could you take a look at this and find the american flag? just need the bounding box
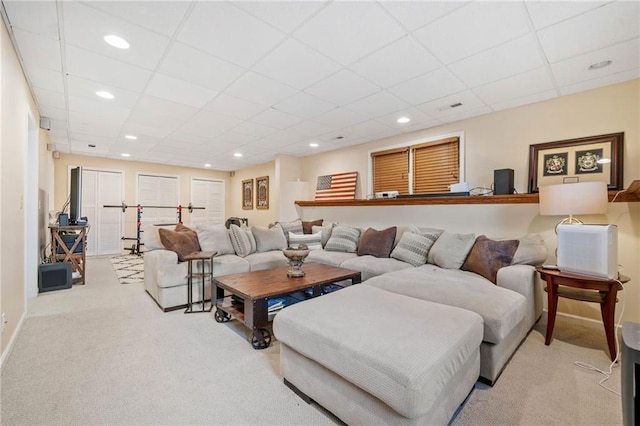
[315,172,358,201]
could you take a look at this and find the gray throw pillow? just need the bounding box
[312,223,335,247]
[391,231,439,267]
[275,219,303,243]
[252,223,287,252]
[288,231,323,250]
[195,224,235,255]
[427,231,476,269]
[325,225,360,253]
[229,224,253,257]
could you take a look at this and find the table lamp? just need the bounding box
[539,181,608,231]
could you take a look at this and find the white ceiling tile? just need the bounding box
[341,120,398,140]
[12,29,61,71]
[350,36,442,88]
[449,34,545,87]
[68,116,121,138]
[285,121,332,139]
[177,109,244,139]
[273,92,336,118]
[491,89,558,112]
[39,105,68,122]
[345,91,409,119]
[145,73,218,108]
[311,108,368,129]
[375,107,439,130]
[437,106,493,125]
[25,68,64,93]
[63,2,171,70]
[158,43,246,93]
[250,108,304,130]
[233,1,326,34]
[414,2,530,64]
[559,68,640,96]
[69,132,116,146]
[33,87,66,110]
[127,95,199,131]
[67,97,130,125]
[66,46,152,92]
[380,1,469,32]
[293,2,406,65]
[232,121,279,139]
[305,69,381,106]
[388,67,466,105]
[538,1,640,63]
[70,141,109,156]
[417,90,487,119]
[177,2,285,68]
[251,135,298,150]
[120,123,174,139]
[204,94,266,120]
[253,39,342,90]
[525,1,609,30]
[66,76,141,109]
[225,72,298,107]
[550,39,640,87]
[85,1,192,37]
[3,1,59,38]
[473,67,555,106]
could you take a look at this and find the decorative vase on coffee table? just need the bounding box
[282,244,310,278]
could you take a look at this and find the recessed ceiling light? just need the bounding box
[233,152,243,158]
[124,135,137,140]
[204,163,212,168]
[397,117,410,124]
[309,142,319,148]
[121,153,131,157]
[96,91,114,100]
[587,60,612,71]
[104,35,130,49]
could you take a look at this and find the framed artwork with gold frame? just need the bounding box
[528,132,623,193]
[242,179,253,210]
[256,176,269,210]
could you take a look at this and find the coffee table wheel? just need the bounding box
[214,309,230,323]
[251,328,272,350]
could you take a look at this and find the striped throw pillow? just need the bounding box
[229,224,254,257]
[288,231,323,250]
[391,232,438,267]
[324,225,360,253]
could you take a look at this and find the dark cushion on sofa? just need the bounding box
[461,235,519,283]
[302,219,323,234]
[357,227,397,258]
[158,225,201,262]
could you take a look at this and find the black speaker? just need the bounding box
[38,263,72,293]
[494,168,514,195]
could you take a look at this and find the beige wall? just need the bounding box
[294,80,640,324]
[53,154,231,241]
[228,161,277,227]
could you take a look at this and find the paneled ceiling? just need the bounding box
[2,1,638,171]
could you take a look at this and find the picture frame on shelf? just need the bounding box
[242,179,253,210]
[528,132,623,193]
[256,176,269,210]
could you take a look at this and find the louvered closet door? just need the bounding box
[137,174,179,226]
[82,169,123,256]
[190,178,225,227]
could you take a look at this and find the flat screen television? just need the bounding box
[69,166,83,225]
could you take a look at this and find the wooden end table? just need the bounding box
[537,267,629,361]
[184,251,216,314]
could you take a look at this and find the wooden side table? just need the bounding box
[49,225,87,285]
[537,267,629,361]
[184,251,216,314]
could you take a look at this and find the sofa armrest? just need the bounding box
[496,264,543,328]
[144,249,179,287]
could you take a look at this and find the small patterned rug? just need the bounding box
[110,254,144,284]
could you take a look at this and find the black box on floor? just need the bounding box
[494,168,515,195]
[38,263,72,293]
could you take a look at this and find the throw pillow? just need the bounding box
[158,225,201,262]
[462,235,520,283]
[302,219,323,234]
[195,224,235,255]
[390,231,439,267]
[312,223,336,247]
[427,231,476,269]
[252,224,287,252]
[274,219,303,243]
[141,225,174,251]
[325,225,360,253]
[229,224,254,257]
[510,234,548,266]
[357,227,397,258]
[288,231,323,250]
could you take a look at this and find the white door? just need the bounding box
[190,178,225,227]
[137,174,179,226]
[82,169,123,256]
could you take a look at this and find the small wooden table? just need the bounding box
[183,251,216,314]
[537,267,629,361]
[49,224,88,285]
[213,262,362,349]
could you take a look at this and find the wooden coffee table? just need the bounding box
[213,262,362,349]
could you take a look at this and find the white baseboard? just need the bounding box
[0,310,27,373]
[544,309,622,331]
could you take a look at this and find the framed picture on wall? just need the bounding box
[528,132,623,193]
[242,179,253,210]
[256,176,269,210]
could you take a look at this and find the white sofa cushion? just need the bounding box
[141,225,174,251]
[195,224,235,255]
[252,224,287,252]
[288,231,323,250]
[245,251,288,271]
[364,264,527,345]
[427,231,475,269]
[306,250,357,267]
[340,255,413,281]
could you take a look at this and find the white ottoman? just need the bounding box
[273,285,483,425]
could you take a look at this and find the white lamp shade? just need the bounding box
[539,181,608,216]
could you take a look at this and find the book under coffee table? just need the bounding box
[213,262,362,349]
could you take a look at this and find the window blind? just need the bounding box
[372,147,409,195]
[412,137,459,194]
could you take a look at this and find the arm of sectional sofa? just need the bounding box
[496,264,543,329]
[143,249,179,292]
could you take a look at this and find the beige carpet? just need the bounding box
[1,257,623,425]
